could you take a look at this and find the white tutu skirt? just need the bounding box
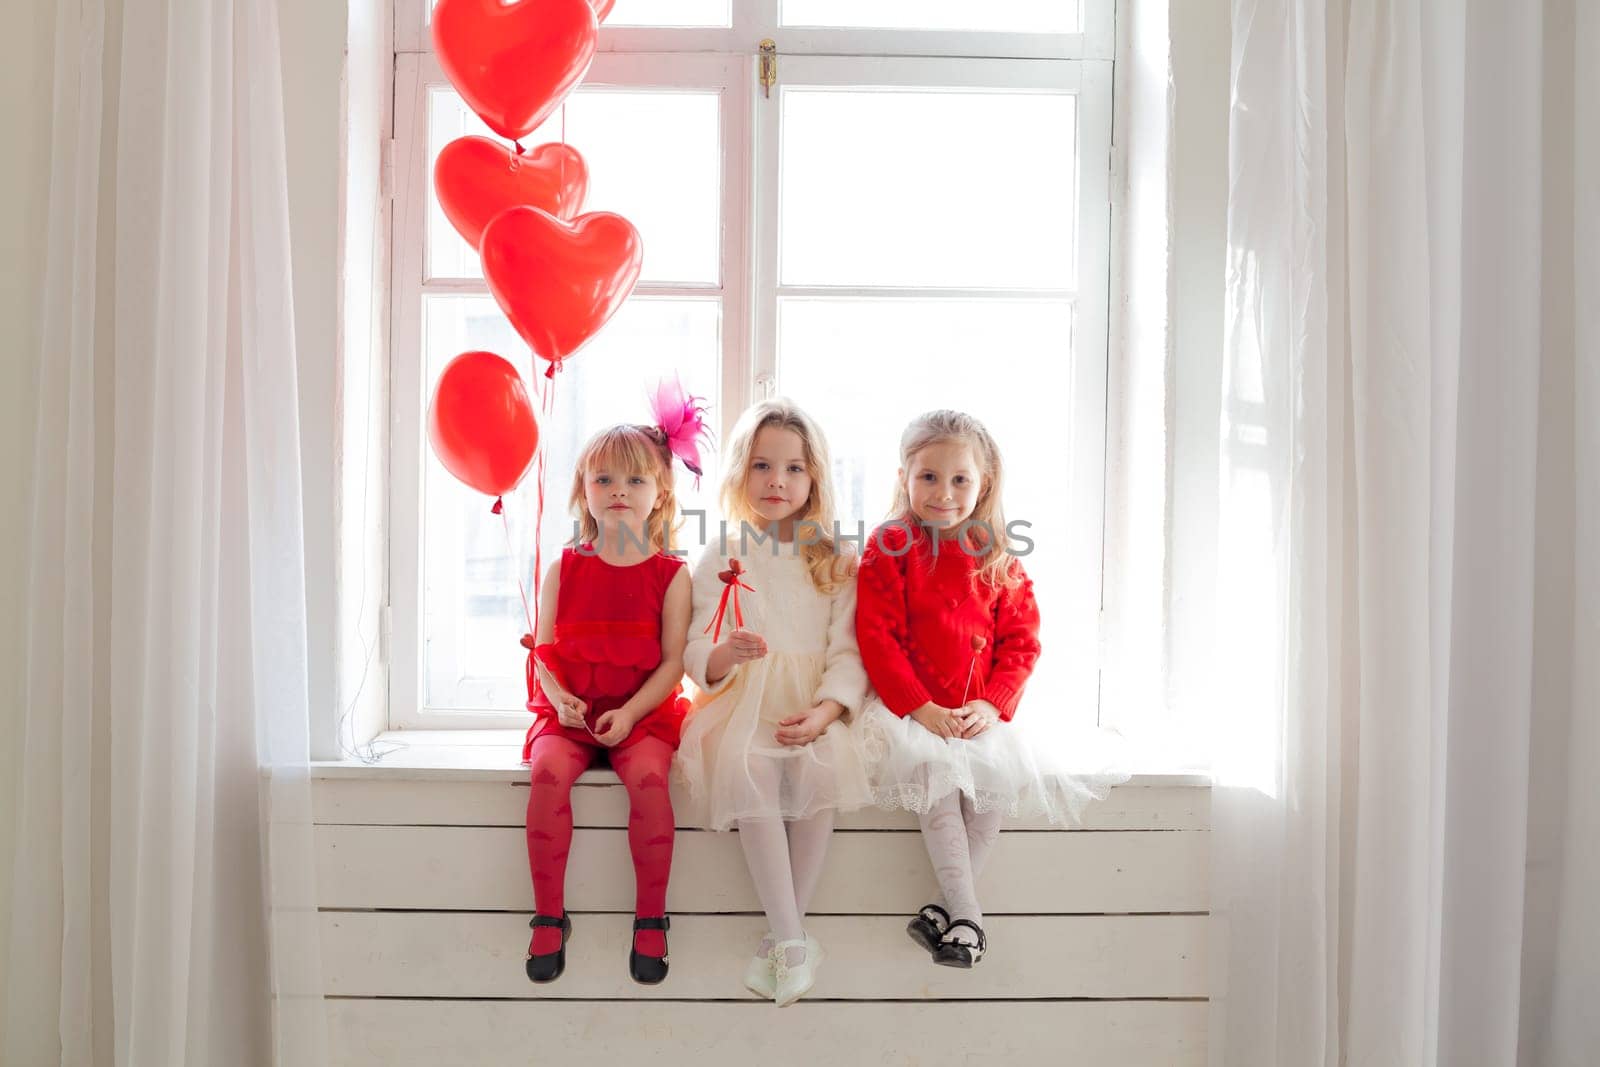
[858,697,1132,826]
[675,650,878,831]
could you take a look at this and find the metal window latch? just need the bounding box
[759,39,777,98]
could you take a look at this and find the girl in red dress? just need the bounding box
[522,412,699,985]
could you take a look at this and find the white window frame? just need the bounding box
[387,2,1115,732]
[395,3,1113,61]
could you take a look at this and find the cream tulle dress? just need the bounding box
[675,541,879,831]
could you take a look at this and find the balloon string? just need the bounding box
[529,365,555,630]
[498,498,535,637]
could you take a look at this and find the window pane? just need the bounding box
[777,296,1076,701]
[782,0,1080,34]
[780,89,1076,289]
[425,88,498,281]
[426,87,722,286]
[426,0,731,29]
[422,294,722,712]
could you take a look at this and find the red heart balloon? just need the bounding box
[434,137,588,250]
[431,0,598,143]
[480,207,644,370]
[591,0,616,23]
[427,351,540,497]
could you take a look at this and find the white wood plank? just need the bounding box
[310,756,1208,789]
[321,911,1206,999]
[309,730,1211,787]
[328,998,1207,1067]
[312,777,1210,831]
[316,826,1209,913]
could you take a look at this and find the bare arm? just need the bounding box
[533,560,567,706]
[532,561,587,727]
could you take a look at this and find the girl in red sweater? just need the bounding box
[855,410,1126,968]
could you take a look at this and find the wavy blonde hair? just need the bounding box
[888,409,1018,590]
[567,424,679,554]
[719,399,852,594]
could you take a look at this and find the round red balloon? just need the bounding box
[428,351,540,497]
[431,0,597,143]
[434,137,587,250]
[480,207,643,370]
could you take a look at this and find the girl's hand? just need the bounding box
[910,702,965,740]
[705,629,769,685]
[591,706,638,747]
[555,694,589,729]
[725,628,768,662]
[959,701,1001,739]
[775,701,845,747]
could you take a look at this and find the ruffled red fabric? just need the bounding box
[546,621,662,698]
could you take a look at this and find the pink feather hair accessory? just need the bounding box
[647,375,714,484]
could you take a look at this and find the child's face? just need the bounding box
[584,464,663,539]
[744,425,812,526]
[902,440,983,534]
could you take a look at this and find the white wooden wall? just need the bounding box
[313,745,1210,1066]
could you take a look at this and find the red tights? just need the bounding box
[525,733,676,957]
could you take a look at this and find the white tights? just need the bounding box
[918,791,1002,946]
[736,757,835,963]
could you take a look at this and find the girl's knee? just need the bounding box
[613,741,674,796]
[618,762,673,799]
[529,738,589,790]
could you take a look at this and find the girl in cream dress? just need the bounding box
[675,399,878,1006]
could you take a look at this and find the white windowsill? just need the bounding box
[310,729,1211,787]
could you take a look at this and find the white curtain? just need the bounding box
[5,1,327,1064]
[1211,0,1597,1064]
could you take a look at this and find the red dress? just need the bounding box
[522,546,690,762]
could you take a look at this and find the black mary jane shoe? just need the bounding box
[931,919,987,969]
[906,903,951,954]
[628,916,671,985]
[525,912,572,983]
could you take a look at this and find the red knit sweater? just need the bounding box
[854,521,1042,721]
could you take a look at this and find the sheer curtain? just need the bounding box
[5,1,326,1064]
[1210,1,1597,1064]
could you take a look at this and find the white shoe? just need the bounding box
[771,934,822,1007]
[743,932,776,998]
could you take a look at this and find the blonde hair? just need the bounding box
[568,424,679,554]
[888,409,1018,590]
[720,399,852,594]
